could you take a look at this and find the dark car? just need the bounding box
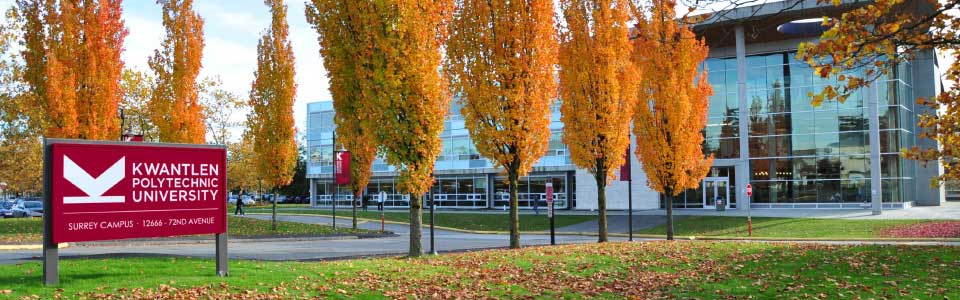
[0,200,17,218]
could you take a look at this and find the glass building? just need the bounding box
[308,0,947,210]
[668,52,922,208]
[306,101,580,210]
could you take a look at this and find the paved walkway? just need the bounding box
[627,201,960,220]
[271,201,960,220]
[0,214,618,265]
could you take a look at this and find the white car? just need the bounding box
[228,195,255,205]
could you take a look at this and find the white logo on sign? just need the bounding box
[63,155,125,204]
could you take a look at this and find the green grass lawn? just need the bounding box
[243,208,596,232]
[1,241,957,299]
[635,216,939,239]
[0,216,368,244]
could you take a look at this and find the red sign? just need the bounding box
[619,147,631,181]
[746,183,753,197]
[49,142,226,243]
[335,150,350,185]
[122,134,144,142]
[545,182,554,204]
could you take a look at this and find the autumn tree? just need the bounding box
[797,0,960,186]
[0,137,42,196]
[227,131,260,196]
[249,0,297,231]
[120,68,158,141]
[200,76,246,145]
[148,0,205,144]
[17,0,127,140]
[445,0,557,249]
[559,0,638,243]
[631,0,713,240]
[308,0,452,256]
[0,8,42,196]
[306,1,378,231]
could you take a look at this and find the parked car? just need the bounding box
[3,200,41,218]
[228,194,255,206]
[263,194,288,203]
[20,201,42,217]
[0,199,17,218]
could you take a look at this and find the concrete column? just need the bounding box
[309,178,316,207]
[735,25,751,210]
[566,171,575,209]
[867,74,883,214]
[487,173,495,209]
[911,49,945,205]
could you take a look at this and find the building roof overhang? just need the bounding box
[691,0,870,48]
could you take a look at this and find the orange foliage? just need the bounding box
[249,0,298,189]
[798,0,960,185]
[559,0,639,242]
[632,0,713,198]
[445,0,558,249]
[17,0,127,140]
[308,0,452,256]
[148,0,205,144]
[305,1,377,199]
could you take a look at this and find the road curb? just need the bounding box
[0,243,70,251]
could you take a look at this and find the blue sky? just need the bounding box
[0,0,331,136]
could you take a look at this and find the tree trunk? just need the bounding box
[409,193,423,257]
[596,175,608,243]
[665,192,674,240]
[508,169,520,249]
[271,187,277,231]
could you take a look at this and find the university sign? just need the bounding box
[42,139,228,285]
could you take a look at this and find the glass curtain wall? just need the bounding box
[492,174,571,209]
[696,52,916,206]
[429,176,488,208]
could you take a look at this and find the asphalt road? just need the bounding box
[0,214,627,265]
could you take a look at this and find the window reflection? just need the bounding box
[705,50,915,204]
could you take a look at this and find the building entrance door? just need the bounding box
[703,177,730,209]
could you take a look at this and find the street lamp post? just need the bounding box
[118,108,125,141]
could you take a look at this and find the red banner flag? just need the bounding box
[335,151,351,185]
[619,147,631,181]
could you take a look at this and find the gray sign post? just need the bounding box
[42,139,56,285]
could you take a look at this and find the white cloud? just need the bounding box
[123,13,164,71]
[118,0,330,141]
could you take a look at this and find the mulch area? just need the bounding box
[879,221,960,238]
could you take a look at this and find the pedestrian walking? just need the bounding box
[533,197,539,215]
[234,196,245,216]
[378,191,386,211]
[362,195,369,212]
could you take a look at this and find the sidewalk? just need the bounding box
[267,201,960,220]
